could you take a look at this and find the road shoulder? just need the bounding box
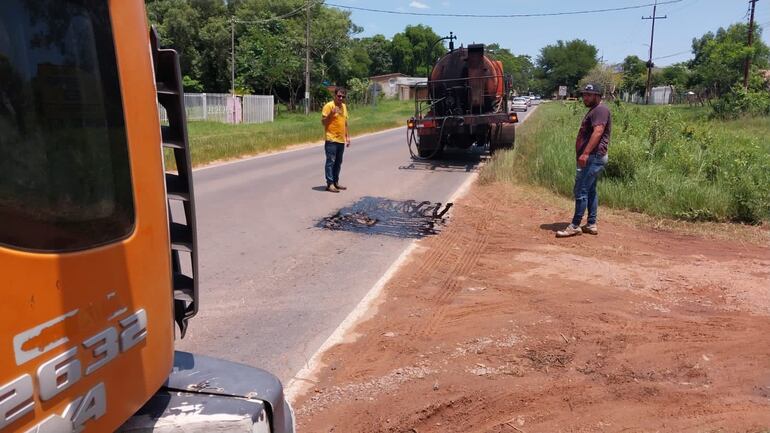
[294,180,770,432]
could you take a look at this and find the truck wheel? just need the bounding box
[499,124,515,150]
[416,135,441,158]
[418,147,442,158]
[490,124,515,155]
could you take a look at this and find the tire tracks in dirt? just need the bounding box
[296,181,770,433]
[415,198,500,338]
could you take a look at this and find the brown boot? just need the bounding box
[581,224,598,235]
[326,184,340,193]
[334,184,347,190]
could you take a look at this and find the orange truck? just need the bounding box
[0,1,294,432]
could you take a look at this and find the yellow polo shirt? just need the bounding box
[322,101,348,143]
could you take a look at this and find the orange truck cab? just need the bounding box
[0,1,294,432]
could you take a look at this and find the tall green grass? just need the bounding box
[169,99,413,169]
[482,102,770,224]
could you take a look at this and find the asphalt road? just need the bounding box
[176,106,535,383]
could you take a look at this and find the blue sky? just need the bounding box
[327,0,770,67]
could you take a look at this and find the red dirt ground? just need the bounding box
[294,181,770,433]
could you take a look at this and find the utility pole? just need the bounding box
[743,0,759,90]
[305,0,311,115]
[642,0,666,104]
[231,17,236,124]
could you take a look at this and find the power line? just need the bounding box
[235,0,320,24]
[653,49,691,60]
[325,0,684,18]
[665,0,700,15]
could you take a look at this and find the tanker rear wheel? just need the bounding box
[490,124,515,155]
[416,134,442,158]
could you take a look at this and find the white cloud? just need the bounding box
[441,1,450,6]
[409,1,429,9]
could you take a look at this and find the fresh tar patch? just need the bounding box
[319,196,452,239]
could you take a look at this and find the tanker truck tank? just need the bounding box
[407,42,517,159]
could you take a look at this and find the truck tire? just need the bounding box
[490,124,515,155]
[416,134,441,158]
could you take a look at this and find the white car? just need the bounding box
[511,96,529,112]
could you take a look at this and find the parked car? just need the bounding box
[511,96,529,112]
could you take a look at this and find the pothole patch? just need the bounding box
[319,196,453,238]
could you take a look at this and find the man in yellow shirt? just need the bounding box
[321,88,350,193]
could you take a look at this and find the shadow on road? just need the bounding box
[398,149,488,173]
[311,186,330,192]
[540,222,571,232]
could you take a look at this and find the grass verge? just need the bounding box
[168,99,413,169]
[482,102,770,224]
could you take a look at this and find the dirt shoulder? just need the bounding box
[294,181,770,433]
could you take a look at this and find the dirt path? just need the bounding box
[294,181,770,433]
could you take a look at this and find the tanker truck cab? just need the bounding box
[0,1,294,432]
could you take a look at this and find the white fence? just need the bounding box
[622,86,676,105]
[159,93,274,124]
[650,86,674,105]
[242,95,275,123]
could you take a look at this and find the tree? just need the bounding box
[146,0,234,92]
[486,44,534,94]
[346,41,372,79]
[146,0,202,89]
[536,39,598,95]
[309,5,360,85]
[390,25,445,76]
[659,63,690,91]
[578,64,620,98]
[196,8,231,92]
[689,23,770,97]
[230,0,359,108]
[390,33,415,76]
[236,19,304,106]
[345,77,370,104]
[619,55,647,96]
[359,35,393,76]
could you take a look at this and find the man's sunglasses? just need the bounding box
[336,94,346,99]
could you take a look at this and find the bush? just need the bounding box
[485,103,770,224]
[183,75,204,93]
[604,137,642,180]
[311,84,333,110]
[711,86,770,119]
[346,78,370,105]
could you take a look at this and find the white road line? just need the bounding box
[284,172,479,402]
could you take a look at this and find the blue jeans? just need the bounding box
[571,154,608,226]
[324,140,345,186]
